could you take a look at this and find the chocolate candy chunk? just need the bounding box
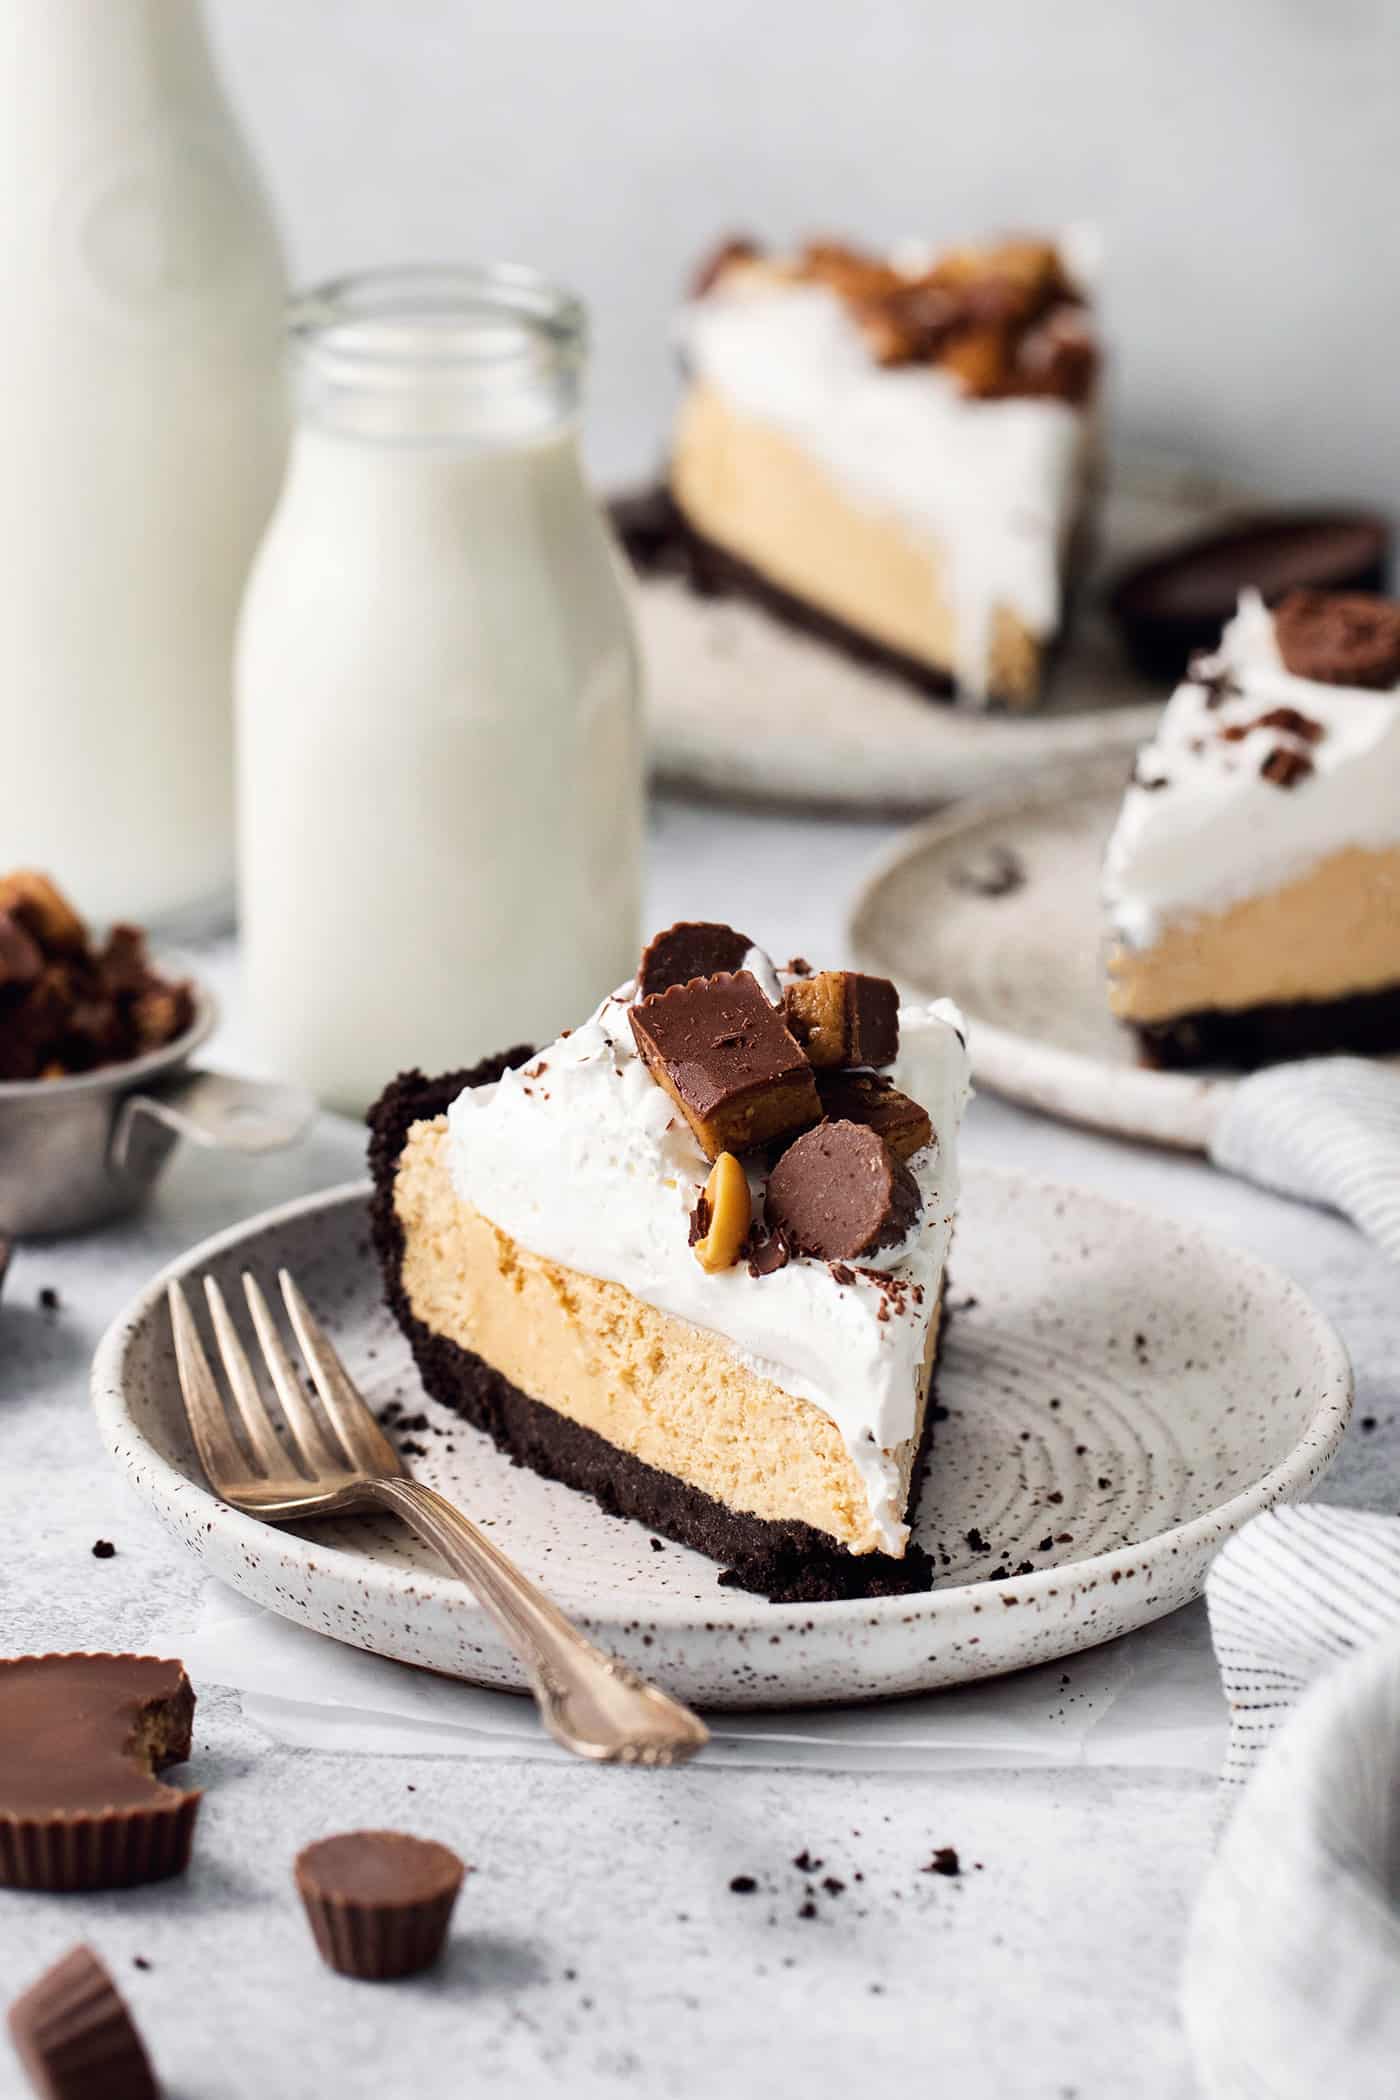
[1252,704,1326,744]
[764,1120,920,1262]
[0,911,42,990]
[8,1946,158,2100]
[782,971,899,1069]
[637,921,755,1000]
[1273,589,1400,689]
[630,972,820,1161]
[295,1830,466,1980]
[0,1655,201,1891]
[1260,745,1314,788]
[815,1070,933,1161]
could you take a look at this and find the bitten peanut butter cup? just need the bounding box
[764,1119,921,1262]
[0,1655,201,1892]
[637,920,755,1000]
[7,1945,157,2100]
[295,1830,466,1980]
[630,971,820,1160]
[1272,588,1400,689]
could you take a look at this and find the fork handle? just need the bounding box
[361,1476,708,1764]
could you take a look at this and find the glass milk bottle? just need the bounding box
[236,267,643,1114]
[0,0,287,927]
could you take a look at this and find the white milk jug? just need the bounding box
[236,267,643,1113]
[0,0,287,926]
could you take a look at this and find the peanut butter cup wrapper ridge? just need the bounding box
[0,1792,201,1893]
[7,1944,158,2100]
[295,1835,466,1981]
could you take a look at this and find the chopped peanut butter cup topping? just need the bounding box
[0,871,195,1083]
[637,921,756,1000]
[702,231,1096,404]
[764,1120,920,1263]
[815,1070,933,1161]
[783,970,899,1070]
[629,971,820,1160]
[1273,589,1400,689]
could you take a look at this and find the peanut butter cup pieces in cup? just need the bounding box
[0,1656,201,1892]
[7,1946,158,2100]
[295,1830,467,1981]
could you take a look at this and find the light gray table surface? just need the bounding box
[2,792,1395,2100]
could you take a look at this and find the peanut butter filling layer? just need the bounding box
[670,382,1042,707]
[394,1118,940,1555]
[1108,843,1400,1024]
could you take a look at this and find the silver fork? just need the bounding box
[168,1269,709,1766]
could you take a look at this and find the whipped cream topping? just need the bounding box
[1104,591,1400,949]
[446,981,970,1553]
[677,268,1093,700]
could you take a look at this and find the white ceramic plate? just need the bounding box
[92,1174,1350,1710]
[643,454,1247,813]
[849,752,1239,1151]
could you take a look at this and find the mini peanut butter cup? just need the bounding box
[7,1945,157,2100]
[295,1830,466,1980]
[0,1655,201,1892]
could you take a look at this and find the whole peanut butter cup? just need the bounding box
[295,1830,466,1980]
[7,1945,158,2100]
[0,1655,201,1892]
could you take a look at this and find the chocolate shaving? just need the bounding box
[1260,745,1314,788]
[744,1223,790,1278]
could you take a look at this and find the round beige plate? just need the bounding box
[849,752,1232,1151]
[93,1173,1349,1711]
[643,455,1246,812]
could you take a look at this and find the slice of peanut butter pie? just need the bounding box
[370,924,968,1602]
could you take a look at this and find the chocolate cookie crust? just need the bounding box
[1132,982,1400,1071]
[368,1064,940,1604]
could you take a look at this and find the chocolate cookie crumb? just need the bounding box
[38,1287,60,1315]
[728,1874,758,1895]
[922,1847,961,1877]
[90,1540,116,1560]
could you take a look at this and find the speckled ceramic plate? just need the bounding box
[92,1173,1350,1710]
[849,752,1238,1151]
[643,454,1246,813]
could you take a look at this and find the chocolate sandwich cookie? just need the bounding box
[0,1655,201,1891]
[295,1830,466,1980]
[764,1119,921,1262]
[1108,512,1391,681]
[630,971,820,1159]
[7,1946,158,2100]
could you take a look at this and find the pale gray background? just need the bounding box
[208,0,1396,509]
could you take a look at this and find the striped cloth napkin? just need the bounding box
[1211,1057,1400,1263]
[1183,1506,1400,2099]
